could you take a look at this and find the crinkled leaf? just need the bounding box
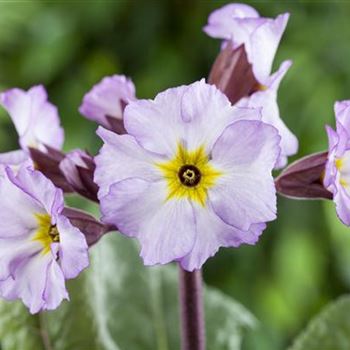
[0,233,256,350]
[288,295,350,350]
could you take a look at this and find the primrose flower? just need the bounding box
[324,101,350,225]
[204,4,297,168]
[95,80,280,271]
[204,3,289,85]
[0,85,64,152]
[0,166,89,313]
[79,75,136,132]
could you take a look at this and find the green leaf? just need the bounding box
[0,233,256,350]
[288,295,350,350]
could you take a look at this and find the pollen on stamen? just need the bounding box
[178,164,202,187]
[33,213,60,254]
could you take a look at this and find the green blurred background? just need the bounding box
[0,1,350,349]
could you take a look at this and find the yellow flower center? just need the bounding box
[32,213,60,255]
[156,143,222,206]
[336,157,348,187]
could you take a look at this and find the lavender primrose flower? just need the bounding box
[95,80,280,271]
[204,3,289,85]
[204,3,298,168]
[79,75,136,132]
[324,101,350,225]
[0,166,89,313]
[0,85,64,169]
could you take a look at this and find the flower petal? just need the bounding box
[0,85,64,151]
[0,237,40,280]
[42,257,69,311]
[56,215,89,279]
[124,85,187,156]
[0,171,43,238]
[180,203,265,271]
[209,120,280,230]
[79,75,136,129]
[203,3,260,40]
[333,185,350,226]
[7,167,64,222]
[249,13,289,83]
[180,80,261,152]
[95,127,161,198]
[335,100,350,131]
[0,252,55,314]
[204,4,289,84]
[124,80,261,156]
[100,178,196,265]
[238,61,298,168]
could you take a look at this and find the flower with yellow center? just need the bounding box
[156,143,221,206]
[33,213,60,255]
[324,100,350,226]
[95,80,280,271]
[0,166,89,313]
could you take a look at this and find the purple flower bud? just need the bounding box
[208,43,258,105]
[59,150,98,202]
[275,151,332,200]
[79,75,136,133]
[29,146,73,193]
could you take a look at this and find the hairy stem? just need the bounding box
[178,266,205,350]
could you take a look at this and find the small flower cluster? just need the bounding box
[0,3,346,314]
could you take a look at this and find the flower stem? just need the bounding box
[178,266,206,350]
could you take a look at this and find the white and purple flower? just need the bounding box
[0,85,64,170]
[204,3,298,168]
[0,166,89,313]
[324,101,350,225]
[204,3,289,85]
[79,75,136,132]
[95,80,280,271]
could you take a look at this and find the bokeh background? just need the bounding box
[1,1,350,349]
